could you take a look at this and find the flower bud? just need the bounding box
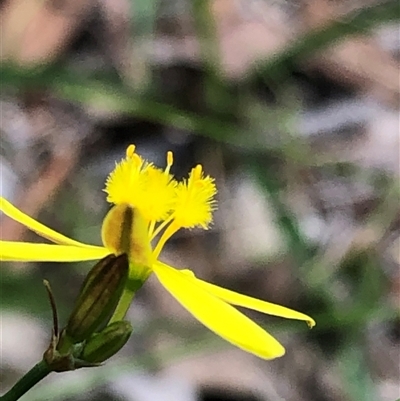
[81,321,132,363]
[65,253,128,343]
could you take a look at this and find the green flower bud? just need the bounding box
[65,254,128,343]
[81,321,132,363]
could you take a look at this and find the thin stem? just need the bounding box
[109,273,144,324]
[109,286,136,324]
[1,360,51,401]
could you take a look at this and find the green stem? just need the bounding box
[109,286,136,324]
[109,276,144,324]
[1,360,51,401]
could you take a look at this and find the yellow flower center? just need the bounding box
[103,145,217,262]
[104,145,176,223]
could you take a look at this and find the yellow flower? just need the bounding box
[0,145,315,360]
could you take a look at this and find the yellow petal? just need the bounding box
[180,269,315,328]
[152,262,285,359]
[0,197,98,248]
[0,241,109,262]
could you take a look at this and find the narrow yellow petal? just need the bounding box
[179,268,315,328]
[152,262,285,359]
[0,197,98,248]
[0,241,109,262]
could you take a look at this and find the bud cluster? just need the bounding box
[44,254,133,371]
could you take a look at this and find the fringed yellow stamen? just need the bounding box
[172,164,217,230]
[104,149,176,223]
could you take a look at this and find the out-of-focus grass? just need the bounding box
[1,1,398,142]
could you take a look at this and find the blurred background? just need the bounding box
[0,0,399,400]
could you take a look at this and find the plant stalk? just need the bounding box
[1,360,51,401]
